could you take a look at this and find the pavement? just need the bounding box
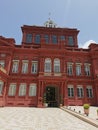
[0,107,98,130]
[61,106,98,128]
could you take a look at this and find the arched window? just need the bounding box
[54,59,60,73]
[44,58,51,72]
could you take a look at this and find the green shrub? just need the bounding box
[83,104,90,109]
[97,109,98,112]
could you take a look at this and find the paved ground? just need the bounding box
[64,106,98,120]
[0,107,98,130]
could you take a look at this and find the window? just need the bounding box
[86,86,93,98]
[54,59,60,73]
[76,64,81,76]
[31,61,38,74]
[0,60,5,68]
[68,36,74,46]
[77,85,83,98]
[0,81,4,95]
[67,62,73,75]
[84,64,91,76]
[60,35,65,41]
[35,34,40,44]
[8,83,16,96]
[44,35,49,43]
[29,84,37,96]
[68,85,74,97]
[52,35,57,44]
[19,83,26,96]
[44,58,51,72]
[26,34,32,43]
[12,60,19,73]
[22,60,28,74]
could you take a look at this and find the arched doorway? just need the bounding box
[45,86,59,107]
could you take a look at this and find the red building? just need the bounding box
[0,19,98,107]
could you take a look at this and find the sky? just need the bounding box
[0,0,98,48]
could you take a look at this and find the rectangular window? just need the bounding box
[86,86,93,98]
[60,35,65,41]
[77,85,83,98]
[31,61,38,74]
[67,63,73,75]
[0,81,4,95]
[8,83,16,96]
[76,64,81,76]
[68,85,74,97]
[68,36,74,46]
[35,34,40,44]
[85,64,91,76]
[44,35,49,43]
[26,34,32,43]
[52,35,57,44]
[29,84,37,96]
[22,60,28,74]
[19,83,26,96]
[12,60,19,73]
[0,60,5,68]
[54,59,60,73]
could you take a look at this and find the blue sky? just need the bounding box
[0,0,98,47]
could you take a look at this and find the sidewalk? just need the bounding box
[61,106,98,128]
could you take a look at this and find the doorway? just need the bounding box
[45,86,59,107]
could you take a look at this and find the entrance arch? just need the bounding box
[45,86,59,107]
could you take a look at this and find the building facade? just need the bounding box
[0,20,98,107]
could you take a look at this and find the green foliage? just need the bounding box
[97,109,98,112]
[83,104,90,109]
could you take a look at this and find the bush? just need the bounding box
[83,104,90,109]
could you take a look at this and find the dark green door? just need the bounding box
[46,86,59,107]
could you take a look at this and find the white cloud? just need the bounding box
[81,40,96,49]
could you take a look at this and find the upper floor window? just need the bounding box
[76,63,81,76]
[26,34,32,43]
[68,36,74,46]
[60,35,65,41]
[0,81,4,95]
[54,59,60,73]
[29,83,37,96]
[35,34,40,44]
[68,85,74,97]
[67,62,73,76]
[0,60,5,68]
[52,35,57,44]
[44,58,51,73]
[84,63,91,76]
[12,60,19,73]
[77,85,83,98]
[19,83,26,96]
[44,35,49,44]
[22,60,28,74]
[8,83,16,96]
[31,61,38,74]
[86,86,93,98]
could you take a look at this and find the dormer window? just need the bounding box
[26,34,32,43]
[35,34,40,44]
[60,36,65,41]
[52,35,57,44]
[68,36,74,46]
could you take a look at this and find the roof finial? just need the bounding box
[48,12,51,20]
